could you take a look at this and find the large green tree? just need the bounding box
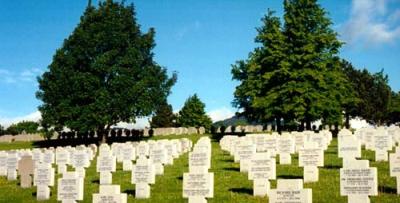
[232,10,288,132]
[37,0,176,141]
[177,94,212,129]
[342,60,393,125]
[6,121,39,135]
[150,100,176,128]
[388,91,400,125]
[233,0,351,131]
[283,0,349,129]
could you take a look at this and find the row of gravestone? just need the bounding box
[219,131,331,202]
[183,137,214,203]
[0,137,193,202]
[218,127,400,203]
[56,127,206,140]
[338,126,400,201]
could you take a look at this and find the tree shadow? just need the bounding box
[379,185,397,194]
[91,179,100,184]
[123,189,135,196]
[220,159,234,163]
[229,188,252,195]
[277,174,303,179]
[176,176,183,180]
[323,165,341,170]
[223,167,240,172]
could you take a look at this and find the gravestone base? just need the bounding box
[135,183,150,199]
[240,160,250,172]
[397,176,400,194]
[37,185,50,200]
[7,169,17,181]
[0,167,7,176]
[375,150,388,162]
[253,179,269,197]
[348,195,370,203]
[100,171,112,185]
[304,166,319,183]
[155,164,164,175]
[75,167,85,179]
[279,153,291,165]
[61,200,77,203]
[188,196,207,203]
[20,174,33,188]
[58,164,67,174]
[123,161,132,171]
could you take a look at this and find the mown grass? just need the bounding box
[0,134,399,202]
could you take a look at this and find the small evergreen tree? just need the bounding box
[150,100,176,128]
[177,94,212,130]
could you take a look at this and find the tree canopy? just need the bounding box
[177,94,212,129]
[36,0,176,140]
[232,0,351,131]
[5,121,39,135]
[150,100,176,128]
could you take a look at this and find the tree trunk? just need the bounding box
[306,118,311,131]
[345,113,350,129]
[300,121,305,131]
[276,118,282,134]
[99,125,110,144]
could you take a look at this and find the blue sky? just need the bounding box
[0,0,399,126]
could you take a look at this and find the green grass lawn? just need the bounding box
[0,134,399,202]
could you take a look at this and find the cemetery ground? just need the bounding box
[0,134,399,203]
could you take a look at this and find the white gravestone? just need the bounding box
[34,163,55,200]
[92,185,127,203]
[248,152,276,197]
[299,142,324,183]
[373,129,392,162]
[339,136,361,162]
[340,159,378,203]
[183,172,214,203]
[96,155,116,185]
[7,153,18,181]
[131,158,155,199]
[189,151,210,173]
[57,172,84,202]
[121,144,135,171]
[277,135,295,165]
[149,146,167,175]
[0,152,8,176]
[269,179,312,203]
[389,149,400,194]
[234,142,256,172]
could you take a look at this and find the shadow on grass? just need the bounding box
[323,165,341,170]
[379,185,397,194]
[176,176,183,180]
[229,188,252,195]
[220,159,234,163]
[123,189,135,196]
[32,136,150,148]
[92,179,100,184]
[277,174,303,179]
[223,167,240,172]
[325,151,337,154]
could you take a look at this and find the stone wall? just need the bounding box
[0,133,49,143]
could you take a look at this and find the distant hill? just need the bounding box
[213,115,261,127]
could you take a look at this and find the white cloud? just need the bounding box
[176,20,202,40]
[207,107,235,122]
[113,117,150,129]
[341,0,400,46]
[0,67,43,84]
[0,111,42,128]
